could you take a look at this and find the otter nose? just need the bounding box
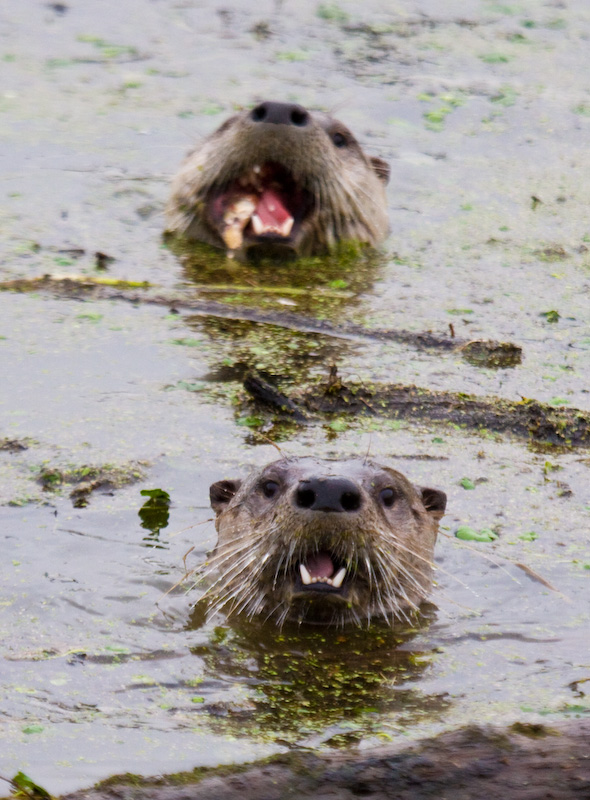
[250,101,310,127]
[295,477,362,513]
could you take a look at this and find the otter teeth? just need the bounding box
[222,192,294,253]
[299,564,347,588]
[251,213,294,238]
[332,567,346,589]
[299,564,312,585]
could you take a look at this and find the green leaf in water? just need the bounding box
[328,419,348,432]
[540,310,559,323]
[11,772,52,800]
[236,416,263,428]
[455,526,498,542]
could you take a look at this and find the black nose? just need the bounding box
[295,477,362,513]
[250,101,310,127]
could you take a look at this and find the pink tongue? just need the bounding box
[305,552,335,579]
[256,188,292,228]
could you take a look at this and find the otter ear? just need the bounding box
[420,487,447,521]
[209,479,242,515]
[370,156,390,185]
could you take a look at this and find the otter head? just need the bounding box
[206,457,446,627]
[166,101,390,260]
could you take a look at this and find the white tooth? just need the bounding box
[332,567,346,589]
[280,217,294,237]
[253,164,261,173]
[326,578,333,586]
[299,564,312,585]
[251,213,264,235]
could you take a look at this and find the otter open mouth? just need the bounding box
[207,162,312,255]
[295,550,348,595]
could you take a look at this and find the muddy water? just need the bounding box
[1,0,590,794]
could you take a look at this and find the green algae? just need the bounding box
[166,236,384,320]
[185,614,448,743]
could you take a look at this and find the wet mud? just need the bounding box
[0,274,521,361]
[243,368,590,447]
[37,462,146,508]
[57,720,590,800]
[2,0,590,795]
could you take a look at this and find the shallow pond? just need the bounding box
[1,0,589,794]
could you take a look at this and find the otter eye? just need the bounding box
[262,480,280,499]
[380,488,396,507]
[332,131,348,148]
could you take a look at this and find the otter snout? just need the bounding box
[294,477,362,513]
[250,101,310,128]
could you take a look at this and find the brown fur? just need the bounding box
[206,457,446,626]
[166,103,389,259]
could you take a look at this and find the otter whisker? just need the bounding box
[372,550,423,610]
[375,543,473,611]
[207,575,264,618]
[381,532,476,594]
[199,542,266,586]
[203,538,264,569]
[206,553,269,596]
[364,554,377,592]
[227,586,261,617]
[276,604,293,627]
[371,566,417,624]
[201,552,263,597]
[377,551,431,596]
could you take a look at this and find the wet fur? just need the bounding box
[204,457,446,627]
[166,107,389,256]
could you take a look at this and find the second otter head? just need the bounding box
[205,457,446,627]
[166,101,390,260]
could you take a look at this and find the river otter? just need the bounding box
[205,457,446,626]
[166,101,390,259]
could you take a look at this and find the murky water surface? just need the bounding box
[1,0,589,794]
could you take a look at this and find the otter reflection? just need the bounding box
[186,610,450,744]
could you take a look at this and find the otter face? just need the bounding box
[166,101,390,260]
[206,457,446,627]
